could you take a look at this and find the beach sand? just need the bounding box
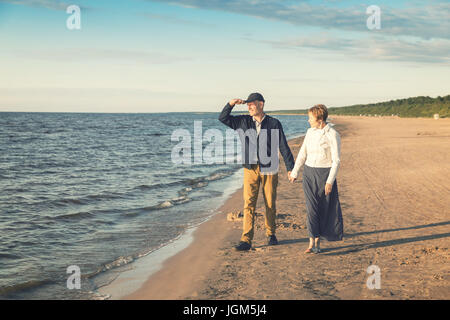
[124,116,450,300]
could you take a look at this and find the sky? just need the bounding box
[0,0,449,112]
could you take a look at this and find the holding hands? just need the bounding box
[288,171,296,183]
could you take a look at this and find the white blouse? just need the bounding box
[290,123,341,185]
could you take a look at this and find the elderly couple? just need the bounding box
[219,92,343,254]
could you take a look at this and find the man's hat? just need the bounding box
[243,92,265,104]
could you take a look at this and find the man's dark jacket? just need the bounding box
[219,103,295,172]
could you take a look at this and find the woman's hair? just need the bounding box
[308,104,328,122]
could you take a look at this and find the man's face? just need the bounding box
[247,101,263,117]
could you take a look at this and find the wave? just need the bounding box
[0,253,22,259]
[99,255,135,272]
[178,187,192,196]
[56,198,86,206]
[139,170,237,211]
[156,200,174,208]
[29,168,236,210]
[134,180,184,190]
[85,193,125,201]
[129,168,238,213]
[0,251,157,298]
[146,133,167,137]
[90,229,189,283]
[140,195,191,212]
[88,247,160,279]
[205,171,233,181]
[33,192,126,208]
[0,279,53,297]
[42,129,67,134]
[54,211,94,220]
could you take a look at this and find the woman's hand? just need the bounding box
[325,183,332,195]
[288,171,296,183]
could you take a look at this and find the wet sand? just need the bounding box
[124,116,450,300]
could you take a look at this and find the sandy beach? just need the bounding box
[124,115,450,300]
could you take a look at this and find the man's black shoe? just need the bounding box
[235,241,251,251]
[267,235,278,246]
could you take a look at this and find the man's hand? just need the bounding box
[229,99,245,107]
[288,171,296,183]
[325,183,332,196]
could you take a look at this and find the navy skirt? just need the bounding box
[302,165,343,241]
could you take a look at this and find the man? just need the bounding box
[219,93,295,251]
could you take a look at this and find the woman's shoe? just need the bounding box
[304,247,314,254]
[312,247,321,254]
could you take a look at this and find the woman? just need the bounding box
[289,104,343,253]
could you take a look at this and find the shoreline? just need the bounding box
[97,132,307,299]
[121,178,249,299]
[118,133,306,300]
[117,134,307,300]
[123,116,449,299]
[95,168,245,300]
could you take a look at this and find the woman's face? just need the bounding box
[308,112,321,128]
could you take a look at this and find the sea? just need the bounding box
[0,111,309,299]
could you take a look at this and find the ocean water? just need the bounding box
[0,111,308,299]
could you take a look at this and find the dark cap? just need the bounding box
[243,92,265,104]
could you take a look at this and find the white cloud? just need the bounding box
[263,33,450,64]
[148,0,450,40]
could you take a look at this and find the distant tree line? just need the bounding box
[268,95,450,118]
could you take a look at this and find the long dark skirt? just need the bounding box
[302,165,344,241]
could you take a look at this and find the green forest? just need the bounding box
[269,95,450,118]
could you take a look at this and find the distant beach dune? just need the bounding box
[124,116,450,300]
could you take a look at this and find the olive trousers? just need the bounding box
[241,164,278,244]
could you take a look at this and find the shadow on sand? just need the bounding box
[323,222,450,256]
[252,221,450,253]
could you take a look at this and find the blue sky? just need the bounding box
[0,0,449,112]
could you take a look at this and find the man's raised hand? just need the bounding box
[229,99,245,107]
